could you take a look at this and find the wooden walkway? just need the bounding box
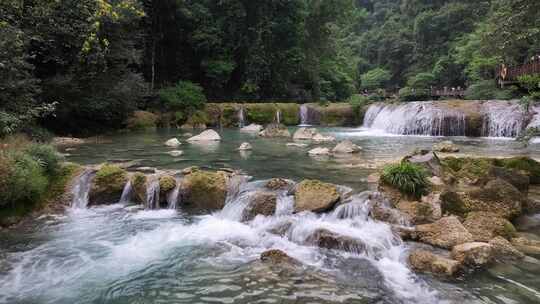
[497,59,540,86]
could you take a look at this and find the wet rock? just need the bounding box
[242,192,277,221]
[408,249,460,276]
[396,193,442,224]
[187,129,221,141]
[133,167,156,174]
[168,150,184,157]
[489,236,525,261]
[240,124,263,133]
[312,133,335,142]
[259,123,291,138]
[433,141,460,153]
[293,127,318,140]
[265,178,294,191]
[294,180,340,213]
[404,151,442,177]
[306,229,366,254]
[165,138,181,147]
[286,142,308,148]
[131,173,147,203]
[332,140,362,154]
[463,212,516,242]
[159,175,177,196]
[511,237,540,256]
[181,166,200,175]
[451,242,493,267]
[181,170,228,210]
[238,142,252,151]
[308,147,330,156]
[89,164,128,205]
[260,249,298,265]
[411,216,473,249]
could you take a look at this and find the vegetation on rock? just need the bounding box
[381,162,430,198]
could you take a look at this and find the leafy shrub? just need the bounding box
[126,111,158,130]
[21,125,54,143]
[159,81,207,114]
[25,144,62,176]
[464,80,513,100]
[407,72,436,89]
[399,87,430,101]
[381,162,430,197]
[184,110,210,126]
[360,68,391,91]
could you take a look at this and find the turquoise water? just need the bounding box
[1,128,540,304]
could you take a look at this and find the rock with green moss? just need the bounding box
[182,170,229,210]
[89,164,128,205]
[245,103,277,125]
[131,173,147,204]
[242,191,277,221]
[463,212,516,242]
[496,157,540,184]
[276,103,300,125]
[294,180,340,213]
[159,175,177,196]
[259,124,291,138]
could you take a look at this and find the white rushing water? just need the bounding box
[481,100,527,138]
[299,104,310,126]
[275,109,282,124]
[145,178,160,209]
[119,180,133,204]
[238,107,246,128]
[362,102,466,136]
[70,170,95,208]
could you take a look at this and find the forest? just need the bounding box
[1,0,540,135]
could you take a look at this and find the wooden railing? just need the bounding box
[497,60,540,82]
[431,87,466,98]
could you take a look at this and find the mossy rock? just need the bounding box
[131,173,147,204]
[203,104,222,127]
[182,170,228,210]
[159,175,177,195]
[89,164,128,205]
[294,179,340,213]
[276,103,300,125]
[220,104,239,127]
[311,103,356,126]
[184,110,210,128]
[441,157,494,182]
[245,103,277,125]
[495,157,540,184]
[126,111,158,131]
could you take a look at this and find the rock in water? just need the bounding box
[241,124,263,133]
[332,140,362,154]
[294,179,340,212]
[489,236,525,261]
[433,141,460,153]
[306,229,366,254]
[187,129,221,141]
[293,127,318,140]
[312,133,335,142]
[451,242,493,267]
[511,237,540,256]
[168,150,184,157]
[242,191,277,221]
[181,170,228,210]
[260,249,298,265]
[408,249,460,276]
[89,164,128,205]
[286,143,308,148]
[463,212,516,242]
[165,138,181,147]
[259,123,291,138]
[265,178,294,191]
[410,216,474,249]
[404,151,442,176]
[308,147,330,156]
[238,142,253,151]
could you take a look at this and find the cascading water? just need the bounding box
[166,179,181,209]
[238,107,246,128]
[275,109,282,124]
[481,100,526,138]
[70,170,95,208]
[145,178,160,209]
[299,104,310,126]
[119,181,133,204]
[362,102,466,136]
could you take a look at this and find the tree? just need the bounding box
[360,68,391,90]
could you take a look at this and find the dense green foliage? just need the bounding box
[1,0,540,135]
[381,161,430,197]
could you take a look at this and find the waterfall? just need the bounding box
[166,180,181,209]
[70,170,95,208]
[238,107,246,128]
[146,178,160,209]
[362,102,466,136]
[119,181,133,204]
[481,100,526,138]
[299,104,310,126]
[275,109,282,124]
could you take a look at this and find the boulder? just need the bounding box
[242,192,277,221]
[489,166,529,193]
[131,173,147,204]
[187,129,221,141]
[511,237,540,256]
[332,140,362,154]
[308,147,330,156]
[408,249,460,276]
[238,142,253,151]
[411,216,474,249]
[168,150,184,157]
[159,175,177,195]
[165,138,181,147]
[451,242,493,267]
[396,193,442,224]
[265,178,294,191]
[181,170,228,210]
[312,133,335,142]
[240,124,263,133]
[294,180,340,213]
[260,249,298,265]
[259,123,291,138]
[489,236,525,261]
[404,151,442,177]
[433,141,460,153]
[305,229,366,254]
[463,212,516,242]
[89,164,128,205]
[293,127,318,140]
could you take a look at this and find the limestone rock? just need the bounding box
[265,178,294,191]
[238,142,253,151]
[305,229,366,254]
[405,151,442,177]
[433,141,460,153]
[463,212,516,242]
[168,150,184,157]
[242,192,277,221]
[181,170,228,210]
[511,237,540,256]
[412,216,474,249]
[131,173,147,204]
[294,180,340,213]
[260,249,298,265]
[312,133,335,142]
[489,236,525,261]
[408,249,460,276]
[259,123,291,138]
[332,140,362,154]
[159,175,177,194]
[187,129,221,141]
[293,127,318,140]
[165,138,181,147]
[308,147,330,156]
[89,164,128,205]
[451,242,493,267]
[240,124,263,133]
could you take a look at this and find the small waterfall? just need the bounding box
[275,109,282,124]
[70,170,95,208]
[238,107,246,128]
[332,192,374,220]
[362,102,466,136]
[481,100,526,138]
[146,179,160,209]
[299,104,310,126]
[119,181,133,204]
[166,180,181,209]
